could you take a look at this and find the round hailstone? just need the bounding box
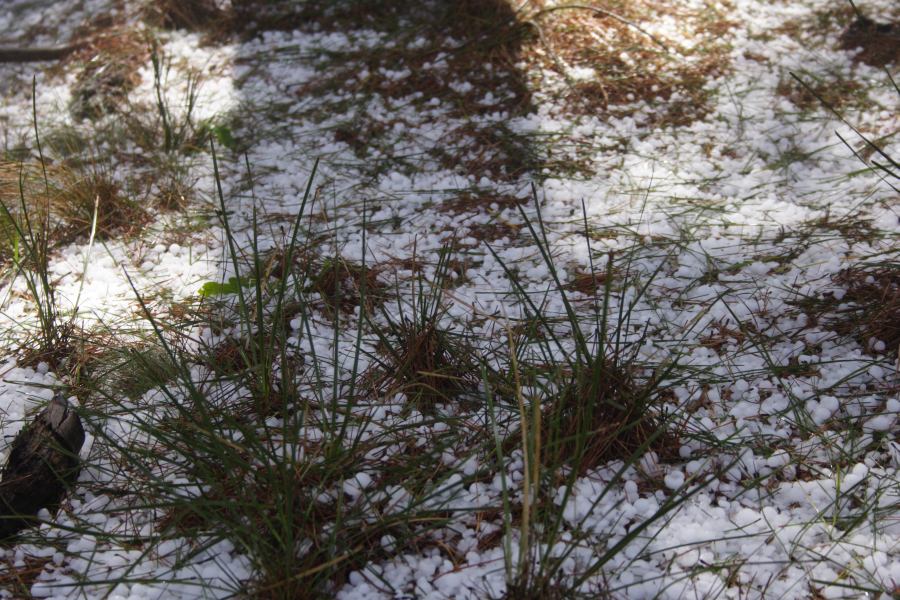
[664,469,685,490]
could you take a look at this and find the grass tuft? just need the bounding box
[0,161,147,244]
[55,168,148,239]
[66,30,149,121]
[364,248,483,412]
[307,256,384,317]
[544,338,679,474]
[831,266,900,355]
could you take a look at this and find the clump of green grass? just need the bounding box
[543,334,680,475]
[102,41,211,158]
[66,154,470,599]
[0,85,89,369]
[484,191,696,596]
[151,44,207,156]
[362,247,483,413]
[494,193,682,477]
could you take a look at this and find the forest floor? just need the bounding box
[0,0,898,598]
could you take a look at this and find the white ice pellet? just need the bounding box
[664,469,685,490]
[864,413,895,432]
[624,480,639,503]
[354,472,373,489]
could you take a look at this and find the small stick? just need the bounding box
[0,44,83,63]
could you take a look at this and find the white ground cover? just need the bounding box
[0,0,897,598]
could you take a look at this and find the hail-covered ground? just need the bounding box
[0,0,898,598]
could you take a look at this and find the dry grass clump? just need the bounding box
[203,336,304,419]
[364,316,482,413]
[55,169,148,239]
[306,256,384,316]
[439,193,525,217]
[0,161,148,246]
[840,15,899,67]
[518,0,734,126]
[564,268,618,296]
[0,554,53,597]
[435,193,525,243]
[832,267,900,355]
[64,30,149,120]
[363,255,483,412]
[152,174,194,212]
[143,0,227,33]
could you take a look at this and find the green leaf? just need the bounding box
[198,276,251,297]
[211,125,237,150]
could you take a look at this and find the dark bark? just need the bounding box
[0,393,84,540]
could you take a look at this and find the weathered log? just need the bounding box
[0,393,84,540]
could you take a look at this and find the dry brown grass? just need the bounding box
[698,321,746,352]
[57,169,148,239]
[307,257,385,317]
[564,268,617,296]
[518,0,735,126]
[775,73,864,112]
[0,161,148,248]
[61,29,149,120]
[363,303,482,413]
[435,193,526,243]
[840,15,899,67]
[0,554,53,598]
[832,267,900,355]
[364,321,481,411]
[770,4,854,42]
[770,4,897,67]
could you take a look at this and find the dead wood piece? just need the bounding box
[0,45,82,63]
[0,394,84,541]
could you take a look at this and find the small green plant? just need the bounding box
[198,275,255,297]
[151,43,204,154]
